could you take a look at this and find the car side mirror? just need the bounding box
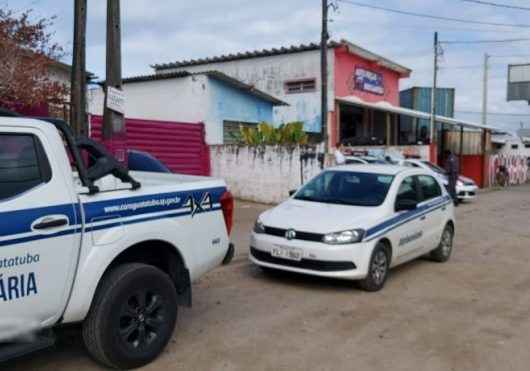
[289,189,297,196]
[395,199,417,212]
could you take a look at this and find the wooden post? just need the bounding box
[386,112,391,146]
[320,0,329,152]
[70,0,87,136]
[459,125,464,169]
[335,101,341,145]
[103,0,124,141]
[481,129,487,187]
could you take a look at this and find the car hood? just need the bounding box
[458,175,475,184]
[260,199,385,234]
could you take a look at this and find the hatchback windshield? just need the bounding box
[422,161,447,175]
[294,171,394,206]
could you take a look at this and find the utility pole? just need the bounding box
[321,0,329,153]
[103,0,126,162]
[481,53,490,127]
[430,31,438,144]
[70,0,87,136]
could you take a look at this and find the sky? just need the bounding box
[7,0,530,133]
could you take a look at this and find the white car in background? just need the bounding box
[344,156,388,165]
[250,165,456,292]
[400,159,478,201]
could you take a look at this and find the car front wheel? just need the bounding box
[83,263,178,369]
[358,242,390,292]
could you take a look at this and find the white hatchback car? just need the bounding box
[400,159,478,201]
[250,165,456,291]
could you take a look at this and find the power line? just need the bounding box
[340,20,527,33]
[462,0,530,11]
[441,38,530,44]
[490,54,530,58]
[456,110,530,116]
[336,0,530,28]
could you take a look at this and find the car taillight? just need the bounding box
[220,190,234,236]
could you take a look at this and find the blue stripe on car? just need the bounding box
[364,195,452,241]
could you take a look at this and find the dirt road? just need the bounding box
[8,185,530,371]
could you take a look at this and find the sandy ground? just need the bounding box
[7,184,530,371]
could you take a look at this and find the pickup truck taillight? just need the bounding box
[220,191,234,235]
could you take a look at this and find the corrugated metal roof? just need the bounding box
[117,71,288,106]
[337,95,501,132]
[153,39,411,77]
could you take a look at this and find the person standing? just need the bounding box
[334,142,345,165]
[444,150,459,206]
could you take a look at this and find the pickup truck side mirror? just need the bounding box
[395,198,418,212]
[289,189,297,196]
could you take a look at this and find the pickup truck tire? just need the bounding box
[82,263,178,369]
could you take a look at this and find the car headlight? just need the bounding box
[253,219,265,234]
[322,229,365,245]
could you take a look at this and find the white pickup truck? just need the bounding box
[0,116,235,369]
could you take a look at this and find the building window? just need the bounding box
[512,144,519,149]
[223,121,257,144]
[525,143,530,148]
[284,79,316,94]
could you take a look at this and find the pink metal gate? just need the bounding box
[90,115,210,176]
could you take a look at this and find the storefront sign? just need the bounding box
[353,68,384,95]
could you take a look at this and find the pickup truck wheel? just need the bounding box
[82,263,178,369]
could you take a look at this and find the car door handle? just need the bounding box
[441,206,447,211]
[420,215,427,221]
[33,217,69,230]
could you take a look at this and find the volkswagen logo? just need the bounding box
[285,229,296,240]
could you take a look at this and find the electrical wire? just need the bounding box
[336,0,530,28]
[456,110,530,116]
[462,0,530,11]
[441,38,530,44]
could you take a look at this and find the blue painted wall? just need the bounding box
[209,77,273,127]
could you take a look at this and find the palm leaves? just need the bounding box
[238,122,308,146]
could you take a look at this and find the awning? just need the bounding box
[337,95,500,132]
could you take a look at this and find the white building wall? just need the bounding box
[210,145,323,204]
[87,75,224,144]
[159,49,335,132]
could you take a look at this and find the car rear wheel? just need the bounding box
[358,243,389,292]
[431,224,454,263]
[82,263,178,369]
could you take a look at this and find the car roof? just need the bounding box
[327,164,409,175]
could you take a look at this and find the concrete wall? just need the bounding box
[88,75,209,124]
[160,49,335,133]
[87,75,275,145]
[208,78,274,143]
[210,145,323,204]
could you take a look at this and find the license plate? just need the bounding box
[271,246,303,261]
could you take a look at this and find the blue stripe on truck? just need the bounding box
[0,186,226,247]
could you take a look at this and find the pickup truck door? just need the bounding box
[0,129,81,338]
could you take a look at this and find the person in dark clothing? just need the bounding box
[444,150,459,206]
